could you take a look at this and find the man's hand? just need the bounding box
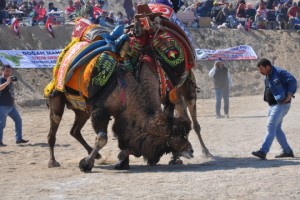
[282,93,293,103]
[7,77,12,84]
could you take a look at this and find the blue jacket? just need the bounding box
[264,66,297,103]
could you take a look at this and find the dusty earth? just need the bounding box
[1,94,300,200]
[0,2,300,198]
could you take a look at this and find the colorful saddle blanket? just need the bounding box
[65,51,117,98]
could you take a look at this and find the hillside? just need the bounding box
[0,25,299,106]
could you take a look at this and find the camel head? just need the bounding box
[167,116,194,159]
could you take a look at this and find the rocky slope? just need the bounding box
[0,25,299,106]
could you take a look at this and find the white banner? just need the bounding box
[195,45,257,61]
[0,50,62,68]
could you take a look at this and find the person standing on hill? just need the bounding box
[0,0,6,24]
[0,65,29,147]
[209,59,234,119]
[123,0,135,24]
[252,58,297,160]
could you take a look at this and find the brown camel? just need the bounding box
[48,68,194,171]
[137,59,212,164]
[125,7,212,164]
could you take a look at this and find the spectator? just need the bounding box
[28,0,37,9]
[11,1,19,10]
[95,0,104,8]
[235,0,246,10]
[255,0,264,10]
[211,1,222,21]
[195,0,214,17]
[265,0,275,9]
[65,0,76,20]
[19,1,32,17]
[287,2,298,19]
[0,0,7,24]
[123,0,134,24]
[275,3,288,29]
[0,65,29,147]
[236,3,246,18]
[183,4,195,12]
[79,0,93,20]
[285,0,293,8]
[74,0,82,11]
[223,2,238,28]
[32,0,47,25]
[5,1,14,10]
[98,10,114,27]
[90,0,96,6]
[215,3,228,25]
[252,58,297,160]
[255,3,268,29]
[48,2,57,12]
[107,11,115,24]
[236,2,247,26]
[228,2,237,16]
[115,10,126,25]
[246,3,256,21]
[208,59,233,119]
[288,8,300,30]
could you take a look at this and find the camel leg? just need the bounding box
[183,80,213,158]
[70,110,101,159]
[169,94,190,165]
[114,149,130,170]
[48,95,65,168]
[79,107,110,172]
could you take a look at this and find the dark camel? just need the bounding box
[48,69,194,171]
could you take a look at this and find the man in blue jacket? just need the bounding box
[252,58,297,160]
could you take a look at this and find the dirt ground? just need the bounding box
[1,94,300,200]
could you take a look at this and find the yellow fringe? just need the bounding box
[44,38,80,97]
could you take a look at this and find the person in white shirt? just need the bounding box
[209,59,233,118]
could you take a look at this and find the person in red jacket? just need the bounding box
[65,0,76,20]
[32,0,47,25]
[287,2,298,19]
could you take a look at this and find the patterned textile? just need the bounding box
[151,30,185,84]
[56,41,90,92]
[88,52,117,98]
[127,37,144,67]
[65,92,87,111]
[66,52,117,98]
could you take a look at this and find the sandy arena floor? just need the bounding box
[1,95,300,200]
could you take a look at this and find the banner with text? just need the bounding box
[0,50,62,68]
[195,45,257,61]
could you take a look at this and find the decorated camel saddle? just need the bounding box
[44,18,129,111]
[126,4,196,99]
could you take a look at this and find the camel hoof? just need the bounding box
[169,158,183,165]
[114,159,129,170]
[203,150,213,158]
[48,160,61,168]
[79,158,94,173]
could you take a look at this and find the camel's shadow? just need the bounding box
[92,156,300,173]
[16,143,71,148]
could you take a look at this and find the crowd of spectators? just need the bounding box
[182,0,300,30]
[0,0,299,31]
[0,0,132,27]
